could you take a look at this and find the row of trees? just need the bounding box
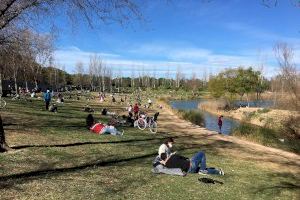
[0,29,55,94]
[72,55,206,93]
[0,40,207,94]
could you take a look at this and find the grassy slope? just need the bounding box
[0,98,299,200]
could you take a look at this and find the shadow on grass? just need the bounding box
[10,137,164,150]
[253,172,300,195]
[0,151,158,188]
[0,141,216,189]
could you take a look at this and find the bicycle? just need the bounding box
[0,94,6,109]
[136,112,159,133]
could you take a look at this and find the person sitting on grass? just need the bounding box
[112,95,116,103]
[127,104,133,114]
[86,114,124,136]
[151,138,186,176]
[49,103,58,113]
[148,98,152,108]
[126,112,135,127]
[83,104,94,112]
[101,108,108,115]
[153,138,224,176]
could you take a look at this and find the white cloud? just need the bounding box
[54,43,299,79]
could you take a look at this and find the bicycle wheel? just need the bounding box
[137,118,147,130]
[149,121,158,133]
[0,99,6,109]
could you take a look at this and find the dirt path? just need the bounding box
[157,105,300,174]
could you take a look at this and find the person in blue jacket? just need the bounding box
[43,89,52,110]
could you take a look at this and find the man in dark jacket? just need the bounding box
[43,90,52,110]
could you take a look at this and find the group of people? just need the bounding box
[43,88,225,177]
[152,138,224,176]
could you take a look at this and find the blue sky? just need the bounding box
[52,0,300,78]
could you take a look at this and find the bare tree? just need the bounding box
[273,42,300,110]
[131,65,135,88]
[0,0,143,45]
[106,67,113,93]
[175,66,182,88]
[75,61,85,90]
[61,65,66,87]
[102,64,106,92]
[152,66,157,88]
[89,54,100,91]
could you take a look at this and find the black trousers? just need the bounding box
[45,100,50,110]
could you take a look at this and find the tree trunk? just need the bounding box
[34,79,38,89]
[25,80,28,92]
[0,115,11,152]
[0,72,2,96]
[14,75,18,94]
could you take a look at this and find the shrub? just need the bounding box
[232,123,300,154]
[177,110,204,126]
[257,108,270,114]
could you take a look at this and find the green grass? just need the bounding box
[0,98,299,200]
[232,123,300,154]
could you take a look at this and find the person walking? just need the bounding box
[218,115,223,134]
[43,89,52,110]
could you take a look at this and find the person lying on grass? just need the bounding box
[86,114,124,136]
[153,138,224,175]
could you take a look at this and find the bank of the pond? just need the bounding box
[158,98,239,135]
[157,99,204,127]
[232,123,300,154]
[199,101,299,130]
[159,98,300,154]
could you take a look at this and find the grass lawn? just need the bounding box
[0,98,299,200]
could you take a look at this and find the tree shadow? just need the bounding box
[0,151,158,189]
[10,137,164,150]
[253,172,300,196]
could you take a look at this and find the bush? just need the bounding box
[177,110,204,126]
[257,108,270,114]
[232,123,300,154]
[281,116,300,139]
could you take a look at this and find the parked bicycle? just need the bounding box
[136,112,159,134]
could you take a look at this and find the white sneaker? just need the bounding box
[198,170,208,175]
[219,168,225,176]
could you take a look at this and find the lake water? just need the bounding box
[170,99,273,135]
[170,100,240,135]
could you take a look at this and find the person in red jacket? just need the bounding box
[90,122,123,136]
[133,103,139,119]
[218,115,223,134]
[87,114,123,136]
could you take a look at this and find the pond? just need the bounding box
[170,99,240,135]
